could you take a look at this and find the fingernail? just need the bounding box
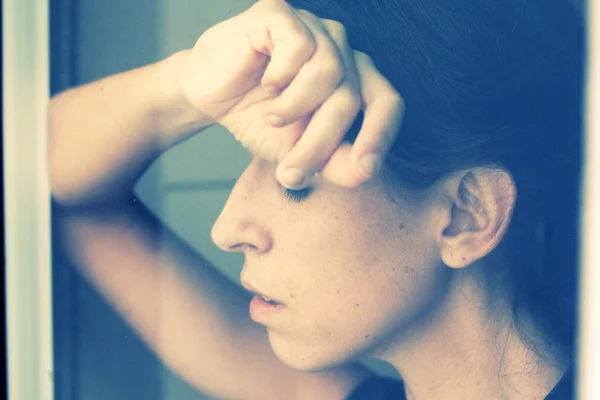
[265,114,286,127]
[279,168,307,188]
[358,154,381,178]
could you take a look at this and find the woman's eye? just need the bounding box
[282,187,313,203]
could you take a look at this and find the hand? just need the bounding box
[178,0,404,189]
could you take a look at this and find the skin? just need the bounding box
[48,0,571,397]
[212,158,569,399]
[213,157,443,369]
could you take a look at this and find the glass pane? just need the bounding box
[47,1,596,399]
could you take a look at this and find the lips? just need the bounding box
[241,279,285,306]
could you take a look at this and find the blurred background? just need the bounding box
[49,1,398,399]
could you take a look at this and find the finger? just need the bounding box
[350,51,404,178]
[319,143,356,187]
[318,52,404,188]
[275,85,361,188]
[250,1,318,94]
[274,15,362,188]
[320,17,362,95]
[263,10,346,128]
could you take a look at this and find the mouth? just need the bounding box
[241,279,285,306]
[257,294,280,305]
[242,278,287,323]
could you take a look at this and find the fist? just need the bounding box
[178,0,404,189]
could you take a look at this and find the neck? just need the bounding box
[371,270,569,400]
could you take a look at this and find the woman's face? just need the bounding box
[211,157,451,371]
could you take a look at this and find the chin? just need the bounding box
[274,351,356,373]
[267,330,366,372]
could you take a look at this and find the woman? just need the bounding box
[49,0,583,398]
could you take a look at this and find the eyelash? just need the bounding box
[282,187,313,203]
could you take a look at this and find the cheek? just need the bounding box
[283,195,436,316]
[318,229,441,335]
[269,210,444,370]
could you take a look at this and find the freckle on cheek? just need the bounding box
[355,303,360,307]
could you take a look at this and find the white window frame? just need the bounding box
[2,1,599,399]
[3,0,54,399]
[579,1,600,399]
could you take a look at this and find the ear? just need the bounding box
[437,168,517,269]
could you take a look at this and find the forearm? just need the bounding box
[48,50,212,206]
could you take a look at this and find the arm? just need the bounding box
[48,50,209,206]
[49,52,371,400]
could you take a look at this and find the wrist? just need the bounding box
[155,50,214,146]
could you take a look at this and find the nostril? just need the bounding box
[211,216,272,254]
[230,243,257,252]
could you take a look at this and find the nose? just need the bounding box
[211,161,274,254]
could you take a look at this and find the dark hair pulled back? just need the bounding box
[286,0,585,363]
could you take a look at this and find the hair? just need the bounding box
[285,0,585,365]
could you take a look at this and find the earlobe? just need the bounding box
[438,168,517,269]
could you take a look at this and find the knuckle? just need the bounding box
[292,32,317,56]
[389,90,405,110]
[323,19,348,40]
[264,0,285,7]
[318,57,344,84]
[337,90,361,113]
[295,9,319,23]
[354,50,374,66]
